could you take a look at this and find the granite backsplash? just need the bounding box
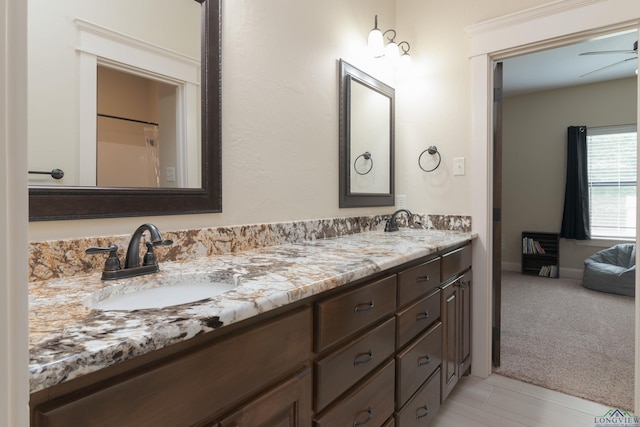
[29,213,471,282]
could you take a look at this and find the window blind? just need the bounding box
[586,125,637,239]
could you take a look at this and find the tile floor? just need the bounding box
[430,374,617,427]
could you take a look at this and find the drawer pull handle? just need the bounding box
[416,405,429,419]
[416,275,430,283]
[446,294,455,303]
[353,406,373,427]
[354,300,374,313]
[416,311,430,321]
[353,350,373,366]
[418,355,430,366]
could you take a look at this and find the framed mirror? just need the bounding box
[28,0,221,221]
[338,60,395,208]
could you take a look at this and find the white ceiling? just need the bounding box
[502,29,638,97]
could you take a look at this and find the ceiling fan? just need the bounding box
[579,40,637,77]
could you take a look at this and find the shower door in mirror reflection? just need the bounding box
[27,1,201,188]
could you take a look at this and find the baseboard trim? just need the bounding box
[501,262,583,280]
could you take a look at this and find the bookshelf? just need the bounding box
[521,231,559,278]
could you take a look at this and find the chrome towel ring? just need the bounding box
[418,146,441,172]
[354,151,374,175]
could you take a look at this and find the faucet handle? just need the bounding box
[142,240,173,266]
[86,244,121,272]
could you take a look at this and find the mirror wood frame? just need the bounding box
[29,0,222,221]
[338,59,395,208]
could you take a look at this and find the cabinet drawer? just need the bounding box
[314,360,395,427]
[395,368,441,427]
[315,317,396,412]
[442,244,471,282]
[396,322,442,408]
[34,308,312,427]
[397,258,440,306]
[396,288,440,348]
[315,275,397,352]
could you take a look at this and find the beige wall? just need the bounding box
[502,77,638,274]
[28,0,555,242]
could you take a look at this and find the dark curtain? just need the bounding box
[560,125,590,240]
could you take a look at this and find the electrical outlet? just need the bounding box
[453,157,465,176]
[166,167,176,182]
[397,195,407,209]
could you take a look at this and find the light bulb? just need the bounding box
[368,16,385,58]
[385,41,399,62]
[368,29,384,57]
[399,52,412,69]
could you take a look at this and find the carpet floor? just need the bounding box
[493,270,634,411]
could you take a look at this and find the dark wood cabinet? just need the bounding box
[397,257,440,306]
[31,243,473,427]
[315,317,396,412]
[395,368,441,427]
[315,275,397,352]
[395,322,442,408]
[314,360,395,427]
[440,244,473,403]
[440,280,459,401]
[458,271,472,376]
[218,367,312,427]
[33,308,312,427]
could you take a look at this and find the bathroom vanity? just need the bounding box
[28,229,473,426]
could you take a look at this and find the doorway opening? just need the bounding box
[492,28,638,410]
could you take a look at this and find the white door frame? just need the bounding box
[467,0,640,410]
[1,0,29,425]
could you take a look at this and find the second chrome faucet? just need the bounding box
[86,223,173,280]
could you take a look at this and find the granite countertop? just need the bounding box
[29,228,475,394]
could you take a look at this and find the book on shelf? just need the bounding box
[538,265,558,278]
[522,237,546,254]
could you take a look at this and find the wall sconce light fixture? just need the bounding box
[368,15,411,66]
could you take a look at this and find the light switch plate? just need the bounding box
[166,167,176,182]
[453,157,465,176]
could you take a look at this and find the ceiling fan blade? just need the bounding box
[580,57,637,77]
[579,50,636,55]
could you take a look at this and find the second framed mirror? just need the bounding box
[338,60,395,208]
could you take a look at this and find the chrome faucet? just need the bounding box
[86,223,173,280]
[384,209,412,232]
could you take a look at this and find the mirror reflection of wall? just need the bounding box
[96,66,178,188]
[349,78,391,194]
[27,0,201,188]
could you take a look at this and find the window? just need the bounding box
[587,125,637,239]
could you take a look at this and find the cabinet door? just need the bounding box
[440,281,458,402]
[458,271,472,375]
[219,367,312,427]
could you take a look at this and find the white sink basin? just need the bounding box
[87,273,239,310]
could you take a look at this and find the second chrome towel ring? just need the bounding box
[418,146,441,172]
[354,151,374,175]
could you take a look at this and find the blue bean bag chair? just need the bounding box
[583,243,636,297]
